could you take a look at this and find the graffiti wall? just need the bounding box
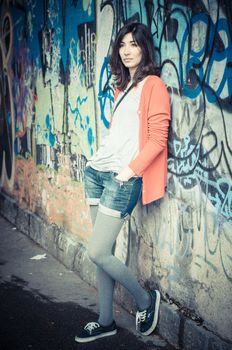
[0,0,97,236]
[0,0,231,343]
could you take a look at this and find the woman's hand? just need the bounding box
[115,166,135,182]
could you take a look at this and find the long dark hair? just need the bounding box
[110,22,158,90]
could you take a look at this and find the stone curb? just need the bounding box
[0,191,231,350]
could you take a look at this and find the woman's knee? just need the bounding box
[88,245,104,265]
[88,246,97,264]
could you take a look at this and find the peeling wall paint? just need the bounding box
[0,0,231,343]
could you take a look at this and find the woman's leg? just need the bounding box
[89,205,116,326]
[88,210,151,319]
[89,205,98,225]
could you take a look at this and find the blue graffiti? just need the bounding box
[45,114,55,147]
[153,2,232,104]
[68,96,88,128]
[183,16,232,103]
[150,1,232,227]
[98,57,114,128]
[68,95,94,156]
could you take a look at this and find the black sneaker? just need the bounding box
[136,290,160,336]
[75,321,117,343]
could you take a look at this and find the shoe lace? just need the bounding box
[84,322,100,333]
[136,310,147,329]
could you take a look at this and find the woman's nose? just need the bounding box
[123,46,131,55]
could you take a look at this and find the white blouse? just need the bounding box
[88,85,143,174]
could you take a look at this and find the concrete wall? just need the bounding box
[0,0,231,346]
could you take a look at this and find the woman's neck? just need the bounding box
[129,67,137,81]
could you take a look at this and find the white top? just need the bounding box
[88,85,143,173]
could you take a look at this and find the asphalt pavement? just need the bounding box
[0,215,173,350]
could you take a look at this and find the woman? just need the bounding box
[75,22,170,343]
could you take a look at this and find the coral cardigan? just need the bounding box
[113,75,170,205]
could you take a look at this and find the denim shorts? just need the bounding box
[84,166,142,219]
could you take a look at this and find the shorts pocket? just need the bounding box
[111,173,138,186]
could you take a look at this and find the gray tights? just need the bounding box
[88,205,150,326]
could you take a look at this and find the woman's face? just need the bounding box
[119,32,142,75]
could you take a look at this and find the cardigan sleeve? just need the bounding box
[129,79,170,176]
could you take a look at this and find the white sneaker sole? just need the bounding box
[75,329,117,343]
[140,290,161,336]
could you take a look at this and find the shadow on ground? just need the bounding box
[0,277,171,350]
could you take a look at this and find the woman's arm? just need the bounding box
[129,79,170,176]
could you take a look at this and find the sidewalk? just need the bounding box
[0,215,172,350]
